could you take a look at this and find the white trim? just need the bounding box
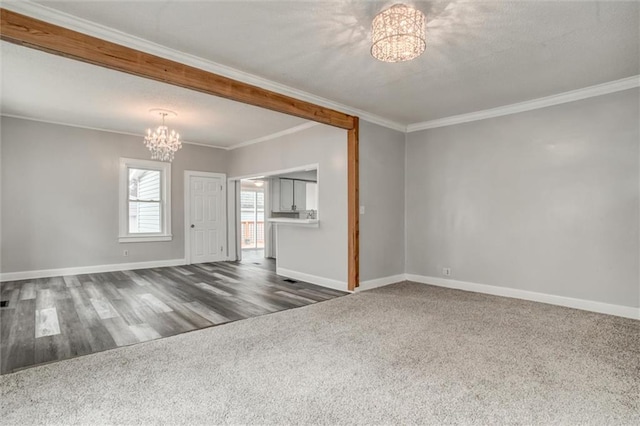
[357,274,406,291]
[1,114,228,150]
[0,259,186,282]
[119,158,172,243]
[226,180,238,261]
[184,171,227,265]
[407,76,640,132]
[405,274,640,320]
[230,163,319,181]
[1,1,405,133]
[228,122,320,151]
[118,235,172,243]
[276,267,348,292]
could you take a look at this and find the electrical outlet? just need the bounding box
[359,205,365,215]
[123,250,129,257]
[442,267,451,277]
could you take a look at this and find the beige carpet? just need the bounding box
[1,282,638,425]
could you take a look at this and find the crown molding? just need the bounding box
[1,113,229,150]
[407,75,640,132]
[228,122,320,151]
[4,2,637,136]
[1,1,406,133]
[2,113,323,151]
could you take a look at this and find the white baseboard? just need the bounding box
[405,274,640,320]
[0,259,187,282]
[276,267,348,292]
[357,274,406,291]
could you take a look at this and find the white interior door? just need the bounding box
[187,173,226,264]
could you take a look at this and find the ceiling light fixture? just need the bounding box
[144,109,182,162]
[371,3,426,63]
[254,180,264,187]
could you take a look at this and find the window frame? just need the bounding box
[118,158,172,243]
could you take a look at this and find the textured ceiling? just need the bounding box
[22,0,640,126]
[0,41,309,148]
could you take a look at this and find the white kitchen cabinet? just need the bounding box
[279,179,294,211]
[294,180,306,211]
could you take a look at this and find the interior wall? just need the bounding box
[227,123,348,287]
[405,89,640,308]
[1,116,228,274]
[359,120,406,282]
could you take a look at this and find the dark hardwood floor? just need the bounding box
[0,258,347,374]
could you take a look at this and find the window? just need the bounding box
[119,158,172,243]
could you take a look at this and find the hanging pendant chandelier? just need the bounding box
[371,3,426,63]
[144,109,182,162]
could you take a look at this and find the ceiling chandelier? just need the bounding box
[371,3,426,63]
[144,109,182,162]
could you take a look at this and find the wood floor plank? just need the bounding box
[0,281,17,299]
[1,299,36,374]
[128,323,162,342]
[35,288,56,310]
[56,298,93,357]
[19,282,36,300]
[192,263,215,272]
[6,288,20,308]
[63,276,81,288]
[68,287,102,326]
[183,301,229,325]
[139,293,173,314]
[68,287,117,353]
[166,303,215,329]
[173,266,194,276]
[102,317,140,347]
[101,281,124,301]
[89,298,120,320]
[111,299,146,326]
[35,307,61,338]
[121,270,151,286]
[194,282,232,297]
[212,272,240,284]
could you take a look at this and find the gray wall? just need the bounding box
[1,116,228,273]
[228,123,348,285]
[405,89,640,308]
[359,120,405,281]
[228,120,407,286]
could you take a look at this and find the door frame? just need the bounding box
[184,170,227,265]
[237,180,267,259]
[231,163,319,267]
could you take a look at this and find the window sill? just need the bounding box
[119,235,173,243]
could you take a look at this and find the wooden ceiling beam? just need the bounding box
[0,8,356,130]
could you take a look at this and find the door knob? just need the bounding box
[190,224,195,228]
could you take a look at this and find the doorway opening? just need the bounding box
[233,165,319,267]
[240,179,265,260]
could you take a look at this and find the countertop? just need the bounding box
[267,218,319,225]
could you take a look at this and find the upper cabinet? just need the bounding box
[280,179,294,211]
[278,178,316,211]
[293,180,306,211]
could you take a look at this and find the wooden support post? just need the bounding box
[348,118,360,291]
